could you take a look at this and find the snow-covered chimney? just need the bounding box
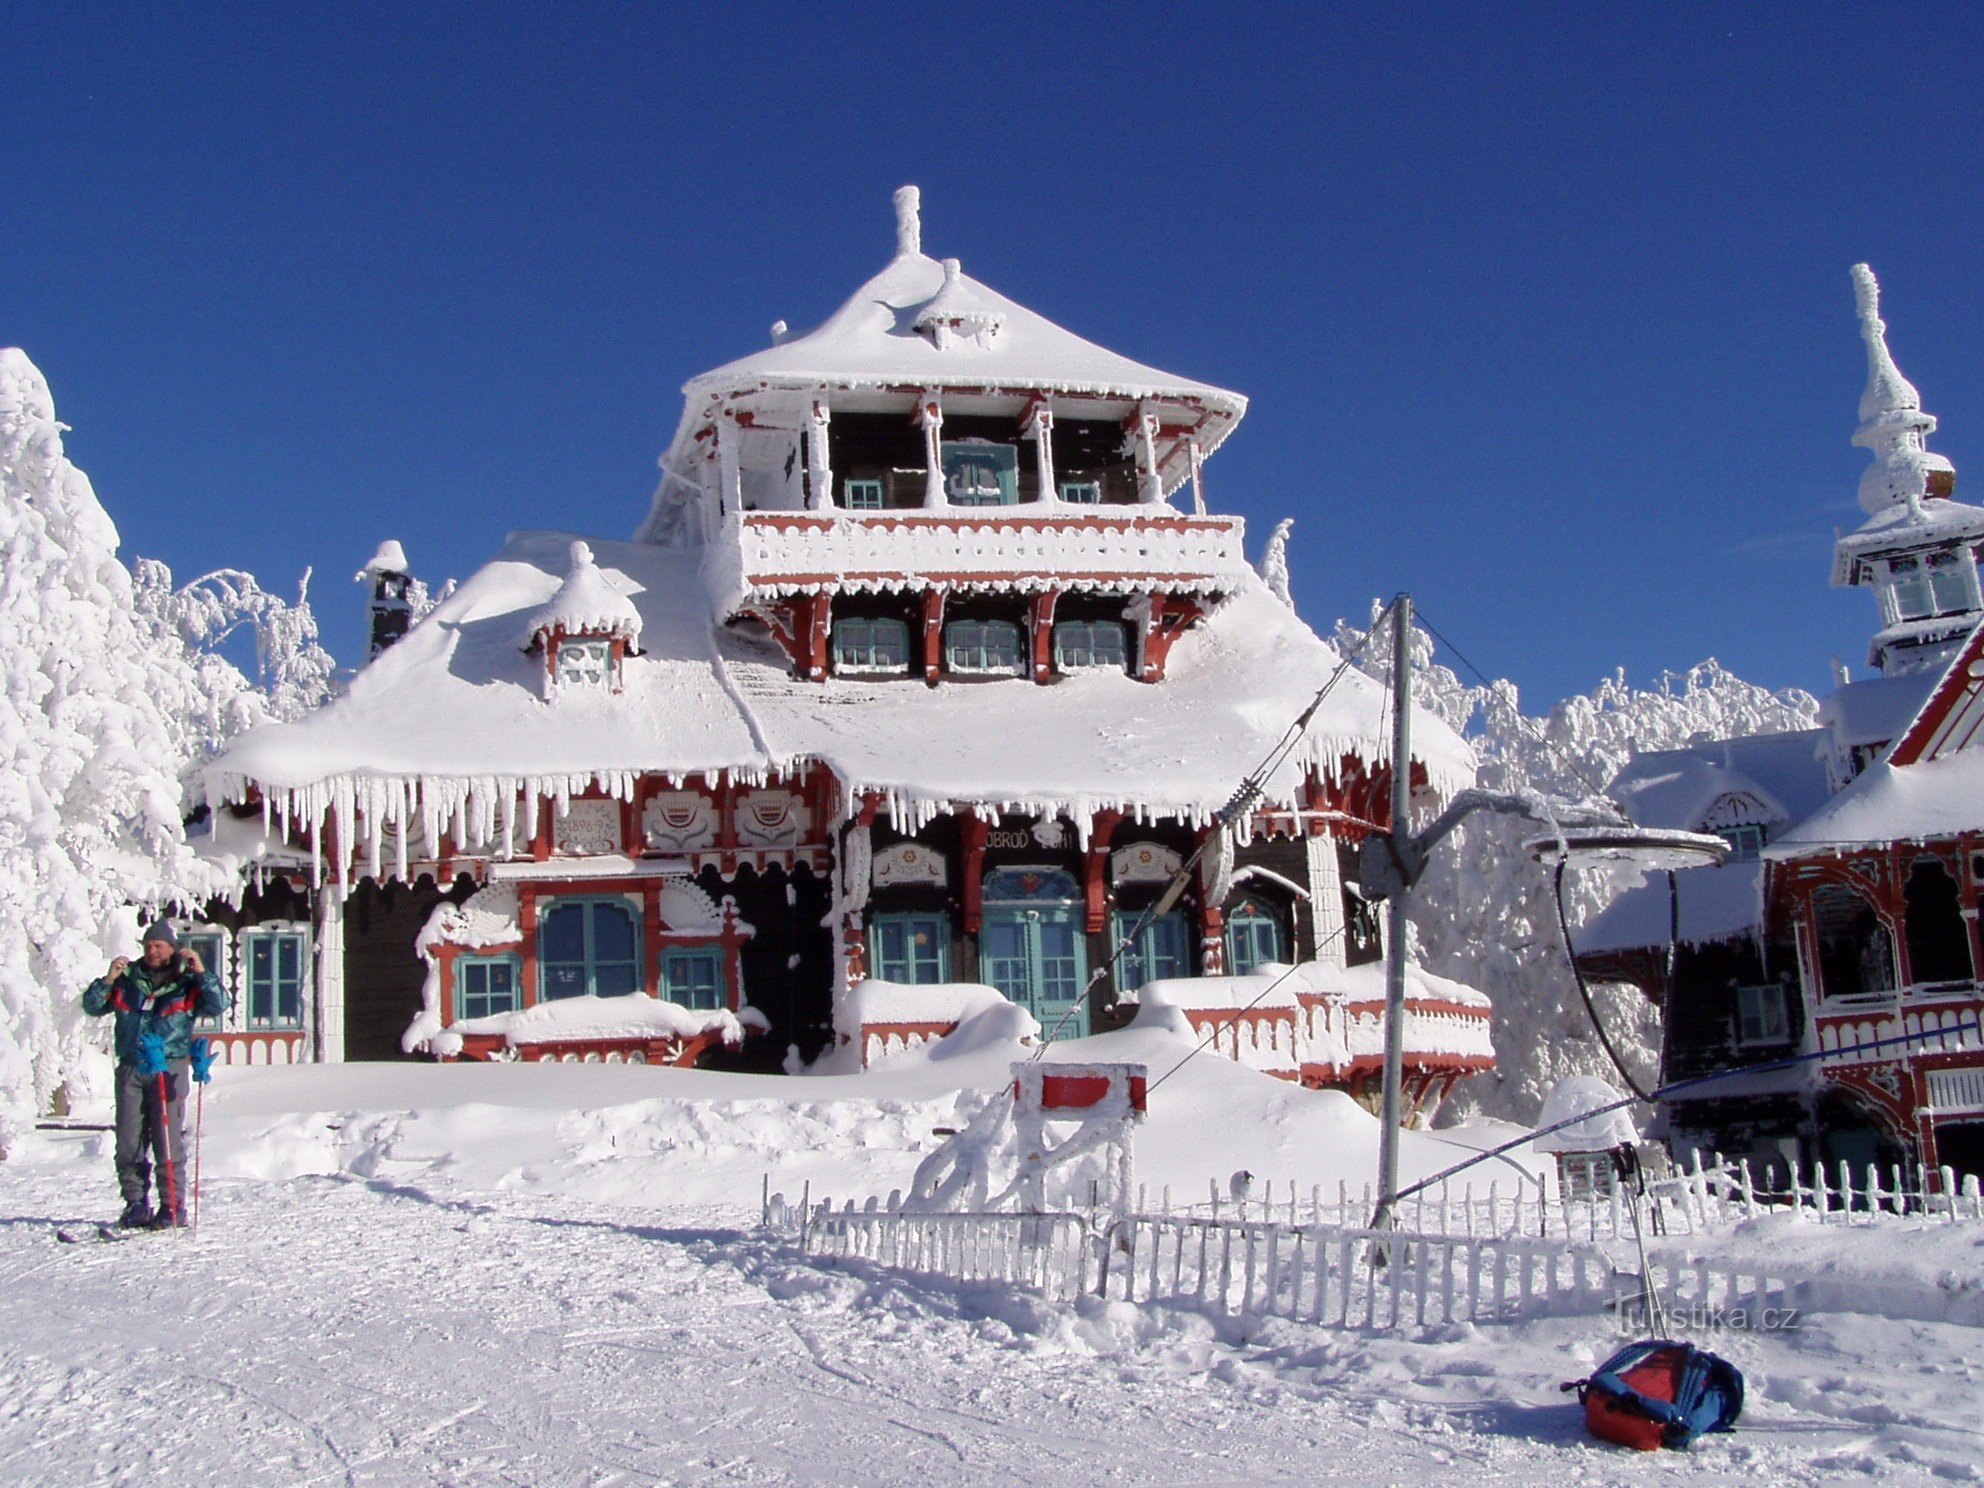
[894,185,921,257]
[770,319,789,345]
[357,539,413,659]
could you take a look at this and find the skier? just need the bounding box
[80,921,226,1229]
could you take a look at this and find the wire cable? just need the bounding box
[1026,602,1394,1056]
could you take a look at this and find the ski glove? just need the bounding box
[135,1029,170,1077]
[190,1038,216,1085]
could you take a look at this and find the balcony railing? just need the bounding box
[710,508,1251,610]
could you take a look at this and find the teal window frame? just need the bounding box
[869,912,951,984]
[1052,620,1129,672]
[944,618,1025,675]
[538,895,643,1001]
[1058,479,1102,504]
[1735,983,1790,1046]
[1115,909,1192,990]
[843,477,885,511]
[456,954,522,1022]
[833,616,911,672]
[243,928,307,1030]
[659,947,725,1011]
[1718,824,1765,862]
[184,928,227,1030]
[940,441,1018,507]
[1224,897,1287,976]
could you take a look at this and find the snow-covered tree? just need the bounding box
[130,560,336,804]
[0,349,231,1149]
[1332,601,1820,1124]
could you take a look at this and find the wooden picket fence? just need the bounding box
[1131,1149,1984,1243]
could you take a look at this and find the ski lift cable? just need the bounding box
[1553,855,1658,1101]
[1027,602,1395,1057]
[1384,1015,1984,1209]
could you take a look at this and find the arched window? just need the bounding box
[540,898,642,999]
[1224,896,1288,976]
[1810,883,1895,1001]
[1904,855,1972,986]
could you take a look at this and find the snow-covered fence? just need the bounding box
[1146,1151,1984,1243]
[1097,1217,1616,1329]
[798,1206,1094,1302]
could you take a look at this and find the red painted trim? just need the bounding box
[1890,619,1984,766]
[920,589,945,682]
[1030,590,1059,681]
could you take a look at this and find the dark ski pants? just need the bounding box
[114,1061,189,1217]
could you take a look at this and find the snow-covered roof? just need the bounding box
[1575,861,1768,955]
[528,541,643,647]
[687,215,1245,424]
[1606,730,1830,834]
[209,530,1473,859]
[1831,497,1984,586]
[1819,670,1938,751]
[1769,748,1984,857]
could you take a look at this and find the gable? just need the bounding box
[1890,619,1984,766]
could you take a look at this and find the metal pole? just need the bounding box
[1374,592,1412,1233]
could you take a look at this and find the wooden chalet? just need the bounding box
[203,187,1490,1108]
[1576,266,1984,1190]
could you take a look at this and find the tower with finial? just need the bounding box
[1831,265,1984,676]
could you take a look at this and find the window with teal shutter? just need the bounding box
[869,913,950,983]
[944,619,1024,674]
[1114,910,1191,991]
[1224,897,1287,976]
[843,478,885,510]
[456,955,521,1020]
[1052,621,1128,672]
[243,929,306,1029]
[185,929,227,1030]
[539,898,642,1000]
[833,617,911,672]
[660,948,724,1011]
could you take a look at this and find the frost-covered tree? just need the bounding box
[0,349,230,1149]
[130,560,336,804]
[1332,601,1820,1124]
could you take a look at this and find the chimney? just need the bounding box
[357,539,414,658]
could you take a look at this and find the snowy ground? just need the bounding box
[4,1027,1982,1486]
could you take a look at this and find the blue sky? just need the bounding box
[6,4,1983,707]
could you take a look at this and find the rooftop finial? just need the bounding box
[1849,263,1951,514]
[894,185,921,257]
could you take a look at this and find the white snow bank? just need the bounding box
[453,992,765,1049]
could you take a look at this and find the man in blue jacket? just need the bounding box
[81,921,227,1229]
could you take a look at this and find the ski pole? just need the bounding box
[189,1038,215,1233]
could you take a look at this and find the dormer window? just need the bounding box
[833,616,911,673]
[1716,824,1765,862]
[1053,621,1129,673]
[528,541,642,699]
[944,618,1025,675]
[553,638,616,691]
[942,441,1018,507]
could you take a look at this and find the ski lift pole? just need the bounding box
[1373,591,1412,1239]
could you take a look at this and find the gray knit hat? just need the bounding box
[140,919,178,948]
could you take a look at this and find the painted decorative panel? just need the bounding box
[735,789,811,848]
[643,791,718,852]
[555,798,621,856]
[873,841,948,889]
[1112,841,1182,884]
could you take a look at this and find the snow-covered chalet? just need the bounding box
[201,187,1490,1109]
[1577,265,1984,1190]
